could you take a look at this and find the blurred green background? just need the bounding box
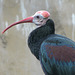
[0,0,75,75]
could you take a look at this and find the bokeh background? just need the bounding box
[0,0,75,75]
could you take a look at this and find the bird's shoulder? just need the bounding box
[41,34,75,48]
[39,34,75,75]
[40,34,75,62]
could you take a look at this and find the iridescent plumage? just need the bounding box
[2,11,75,75]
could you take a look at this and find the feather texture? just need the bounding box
[40,34,75,75]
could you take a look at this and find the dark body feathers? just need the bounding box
[28,19,55,59]
[28,19,75,75]
[40,34,75,75]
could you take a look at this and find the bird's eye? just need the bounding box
[36,16,40,19]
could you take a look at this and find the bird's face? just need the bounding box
[32,11,50,26]
[2,10,50,34]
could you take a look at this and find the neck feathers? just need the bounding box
[28,19,55,59]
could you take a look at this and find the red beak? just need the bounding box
[2,16,33,34]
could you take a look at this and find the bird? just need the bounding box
[2,10,75,75]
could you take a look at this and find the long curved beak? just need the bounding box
[2,16,33,34]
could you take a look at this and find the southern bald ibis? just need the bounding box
[2,10,75,75]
